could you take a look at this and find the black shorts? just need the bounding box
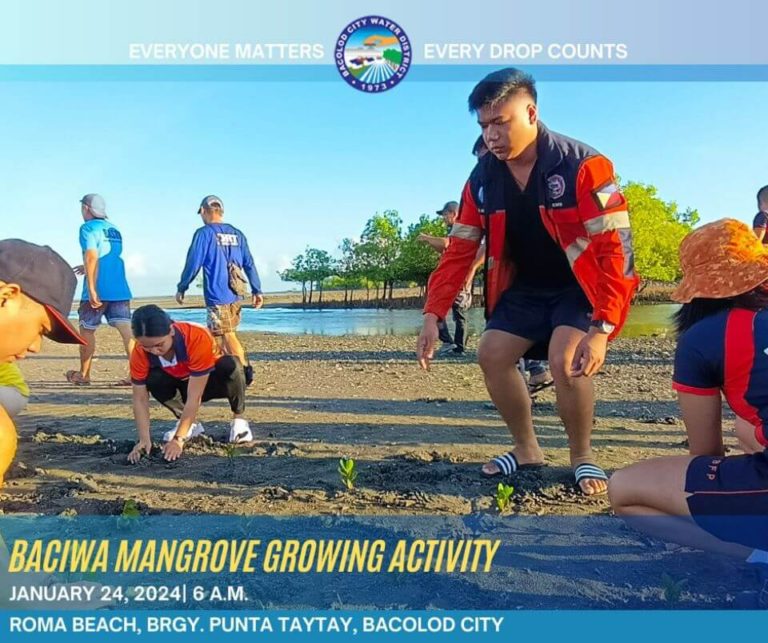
[685,451,768,550]
[485,285,593,360]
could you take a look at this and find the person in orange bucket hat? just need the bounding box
[609,219,768,604]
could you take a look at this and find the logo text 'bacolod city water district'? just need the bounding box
[334,17,412,92]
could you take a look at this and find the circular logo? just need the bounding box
[547,174,566,200]
[334,16,412,93]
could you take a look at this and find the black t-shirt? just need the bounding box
[503,164,577,290]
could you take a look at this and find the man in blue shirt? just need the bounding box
[176,195,263,386]
[67,194,134,386]
[751,185,768,243]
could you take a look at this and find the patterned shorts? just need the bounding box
[207,302,242,336]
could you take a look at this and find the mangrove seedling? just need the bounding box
[661,573,688,603]
[338,457,358,490]
[495,483,515,513]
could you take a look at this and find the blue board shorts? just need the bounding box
[78,300,132,330]
[685,451,768,550]
[485,285,593,360]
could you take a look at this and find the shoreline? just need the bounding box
[120,282,677,312]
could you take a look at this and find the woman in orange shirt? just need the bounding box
[127,305,252,464]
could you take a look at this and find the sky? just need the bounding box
[1,78,767,296]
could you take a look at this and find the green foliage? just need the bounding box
[624,182,698,282]
[660,573,688,603]
[116,499,141,531]
[338,457,358,490]
[278,180,698,299]
[382,49,402,66]
[121,499,141,518]
[394,215,448,286]
[495,483,515,513]
[224,443,244,460]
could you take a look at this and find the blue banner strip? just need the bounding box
[0,610,763,642]
[0,65,767,82]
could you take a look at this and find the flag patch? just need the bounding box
[593,182,624,210]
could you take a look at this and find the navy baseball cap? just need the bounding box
[198,195,223,213]
[0,239,85,345]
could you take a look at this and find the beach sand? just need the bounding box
[5,331,723,516]
[1,330,755,608]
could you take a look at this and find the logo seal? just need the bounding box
[547,174,566,200]
[334,16,412,92]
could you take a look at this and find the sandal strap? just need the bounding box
[492,452,519,476]
[574,463,608,483]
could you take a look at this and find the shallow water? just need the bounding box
[144,303,679,338]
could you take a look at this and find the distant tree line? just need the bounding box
[278,183,699,305]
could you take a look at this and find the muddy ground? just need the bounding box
[4,331,714,517]
[2,330,758,609]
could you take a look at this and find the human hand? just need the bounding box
[570,330,608,377]
[161,438,184,462]
[89,292,103,309]
[73,264,85,276]
[175,291,185,306]
[252,294,264,309]
[416,314,440,370]
[127,438,152,464]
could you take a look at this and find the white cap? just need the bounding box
[80,193,107,219]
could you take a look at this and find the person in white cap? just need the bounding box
[67,194,135,386]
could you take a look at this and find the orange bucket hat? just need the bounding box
[672,218,768,303]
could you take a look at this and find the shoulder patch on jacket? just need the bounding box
[592,180,624,211]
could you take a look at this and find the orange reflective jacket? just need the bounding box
[424,123,639,339]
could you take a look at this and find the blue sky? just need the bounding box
[1,78,767,296]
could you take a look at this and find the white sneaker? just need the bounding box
[229,418,253,443]
[163,421,205,443]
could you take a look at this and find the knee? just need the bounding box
[547,352,572,381]
[217,355,242,374]
[607,467,633,514]
[477,337,511,375]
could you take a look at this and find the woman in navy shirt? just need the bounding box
[610,219,768,557]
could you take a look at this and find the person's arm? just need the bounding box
[161,374,209,462]
[79,225,102,307]
[570,155,639,377]
[575,155,639,330]
[463,242,486,290]
[677,392,724,456]
[176,229,207,302]
[672,330,725,456]
[418,181,483,369]
[0,404,17,488]
[417,234,450,253]
[128,385,152,464]
[239,233,264,308]
[83,250,100,306]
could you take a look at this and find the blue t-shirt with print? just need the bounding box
[79,219,133,302]
[176,223,262,306]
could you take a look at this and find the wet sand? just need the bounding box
[1,330,754,608]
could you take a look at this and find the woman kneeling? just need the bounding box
[128,305,252,464]
[610,219,768,564]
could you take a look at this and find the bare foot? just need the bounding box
[572,459,608,496]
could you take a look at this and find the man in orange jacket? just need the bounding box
[417,68,639,495]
